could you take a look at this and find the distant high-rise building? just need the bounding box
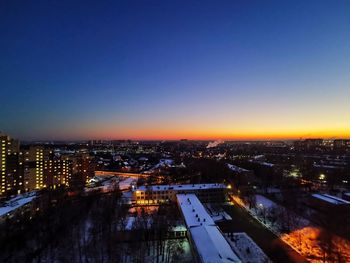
[52,155,73,187]
[22,146,45,191]
[54,153,94,189]
[293,138,324,150]
[43,149,55,188]
[0,133,20,195]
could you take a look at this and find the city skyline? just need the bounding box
[1,1,350,140]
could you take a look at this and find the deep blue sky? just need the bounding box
[1,0,350,140]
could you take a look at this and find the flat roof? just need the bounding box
[177,194,241,263]
[0,192,36,217]
[312,194,350,205]
[191,225,241,263]
[177,194,215,227]
[227,164,250,173]
[136,183,227,192]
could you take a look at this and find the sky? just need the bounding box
[1,0,350,141]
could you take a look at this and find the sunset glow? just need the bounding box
[1,1,350,140]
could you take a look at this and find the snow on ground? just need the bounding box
[255,195,277,209]
[0,192,36,217]
[232,194,310,235]
[225,232,272,263]
[143,159,174,173]
[125,216,136,230]
[154,159,174,168]
[231,195,350,262]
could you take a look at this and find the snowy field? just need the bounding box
[225,232,272,263]
[232,194,350,263]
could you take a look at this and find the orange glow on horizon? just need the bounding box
[72,128,350,141]
[43,119,350,141]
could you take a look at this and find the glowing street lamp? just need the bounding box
[319,174,326,180]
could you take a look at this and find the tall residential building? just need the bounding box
[0,133,20,195]
[43,149,55,188]
[0,134,7,194]
[53,155,73,187]
[23,146,45,191]
[74,153,95,184]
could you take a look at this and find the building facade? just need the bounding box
[0,134,21,195]
[133,183,228,205]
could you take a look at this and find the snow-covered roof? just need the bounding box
[312,194,350,205]
[191,225,241,263]
[177,194,215,227]
[313,164,339,169]
[136,183,227,192]
[0,192,36,217]
[227,164,250,173]
[249,160,274,167]
[260,162,274,167]
[177,194,241,263]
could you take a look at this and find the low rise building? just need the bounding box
[0,191,37,222]
[177,194,241,263]
[132,183,228,205]
[310,193,350,212]
[342,192,350,202]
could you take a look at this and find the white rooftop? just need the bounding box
[312,193,350,205]
[191,225,241,263]
[136,183,227,192]
[227,164,250,173]
[177,194,215,227]
[177,194,241,263]
[0,192,36,217]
